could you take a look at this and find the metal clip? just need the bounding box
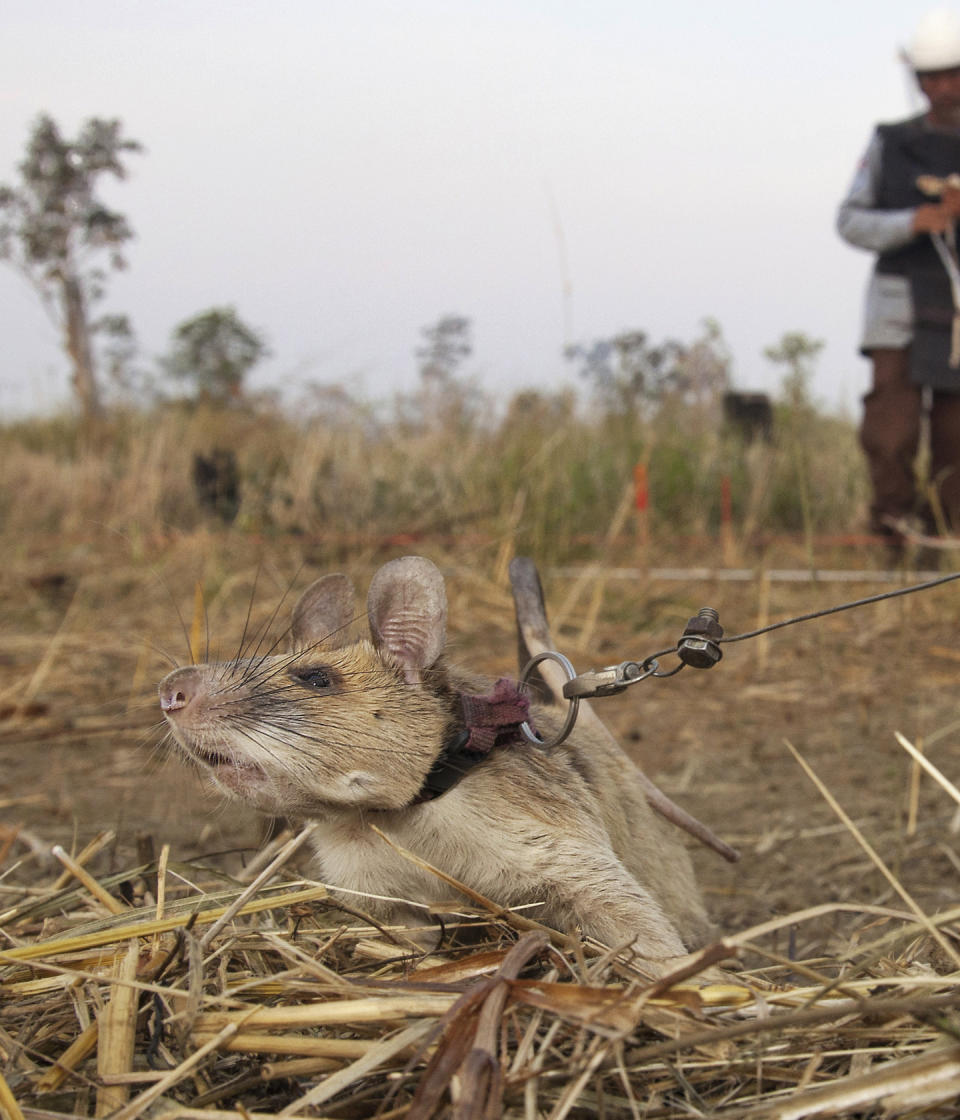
[562,660,656,699]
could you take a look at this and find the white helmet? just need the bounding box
[905,8,960,72]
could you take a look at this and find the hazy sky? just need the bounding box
[0,1,948,416]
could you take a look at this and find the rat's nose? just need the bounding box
[159,666,204,713]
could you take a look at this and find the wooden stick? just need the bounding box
[192,1032,372,1057]
[52,844,128,916]
[155,841,169,923]
[895,731,960,808]
[277,1021,433,1117]
[260,1056,341,1079]
[95,938,140,1116]
[0,884,329,963]
[753,1041,960,1120]
[50,830,116,893]
[35,1020,99,1093]
[193,993,457,1032]
[99,1071,167,1085]
[907,734,924,838]
[108,1022,239,1120]
[755,567,771,675]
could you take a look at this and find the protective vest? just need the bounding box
[876,115,960,389]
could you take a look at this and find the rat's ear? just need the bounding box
[367,556,447,685]
[291,574,357,651]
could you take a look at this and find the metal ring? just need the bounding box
[518,651,580,748]
[623,659,660,685]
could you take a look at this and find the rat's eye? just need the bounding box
[293,667,332,690]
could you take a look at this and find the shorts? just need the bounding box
[859,271,913,352]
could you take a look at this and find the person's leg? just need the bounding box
[860,348,923,535]
[927,389,960,532]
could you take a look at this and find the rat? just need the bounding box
[158,555,714,970]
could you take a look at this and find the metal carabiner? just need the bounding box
[562,659,659,699]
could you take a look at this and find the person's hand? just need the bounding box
[913,203,957,234]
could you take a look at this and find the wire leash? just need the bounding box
[518,569,960,748]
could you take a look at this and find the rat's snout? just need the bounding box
[159,666,206,714]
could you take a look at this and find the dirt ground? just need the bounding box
[3,530,960,961]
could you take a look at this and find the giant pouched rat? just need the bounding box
[158,556,713,969]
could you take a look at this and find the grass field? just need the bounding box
[2,394,960,1116]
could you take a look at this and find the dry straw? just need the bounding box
[2,815,959,1118]
[1,469,958,1115]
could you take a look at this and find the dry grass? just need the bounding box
[1,397,958,1116]
[3,539,960,1115]
[0,393,868,560]
[2,817,960,1118]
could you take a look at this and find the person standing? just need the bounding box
[838,7,960,549]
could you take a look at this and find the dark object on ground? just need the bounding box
[193,449,241,522]
[723,391,773,443]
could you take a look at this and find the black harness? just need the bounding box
[414,678,533,802]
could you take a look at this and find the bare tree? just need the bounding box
[0,115,142,419]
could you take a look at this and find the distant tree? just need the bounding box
[403,314,480,431]
[164,307,269,403]
[764,331,824,411]
[0,114,142,420]
[416,314,472,385]
[97,312,147,402]
[566,329,685,417]
[668,318,731,407]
